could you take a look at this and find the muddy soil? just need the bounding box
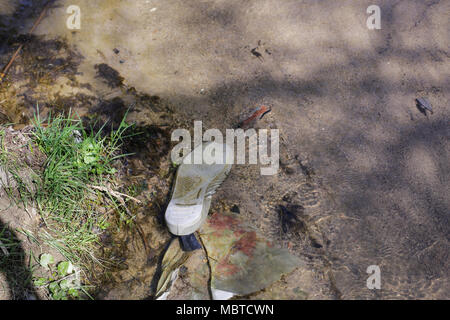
[0,0,449,299]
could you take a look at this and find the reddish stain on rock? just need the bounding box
[206,213,247,237]
[232,231,258,256]
[208,213,239,230]
[216,256,240,276]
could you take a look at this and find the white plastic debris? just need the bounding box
[211,288,235,300]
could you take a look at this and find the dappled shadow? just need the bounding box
[138,0,449,299]
[0,0,448,299]
[0,221,37,299]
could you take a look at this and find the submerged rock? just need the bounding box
[156,211,304,300]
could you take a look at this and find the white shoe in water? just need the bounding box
[165,142,233,235]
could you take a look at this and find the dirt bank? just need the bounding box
[0,0,448,299]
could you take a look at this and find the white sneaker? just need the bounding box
[165,142,233,235]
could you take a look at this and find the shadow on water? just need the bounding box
[0,0,448,299]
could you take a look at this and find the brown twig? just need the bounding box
[0,0,55,83]
[89,185,142,204]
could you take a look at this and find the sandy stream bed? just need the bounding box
[0,0,448,299]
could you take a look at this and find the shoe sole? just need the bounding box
[165,142,232,235]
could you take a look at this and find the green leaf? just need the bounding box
[39,253,54,269]
[52,290,67,300]
[108,168,117,174]
[48,282,60,294]
[57,261,73,277]
[84,153,98,164]
[68,288,79,298]
[34,278,47,287]
[59,279,71,290]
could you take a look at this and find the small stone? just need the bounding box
[179,265,188,276]
[231,205,240,214]
[416,97,433,114]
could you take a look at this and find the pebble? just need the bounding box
[231,205,240,214]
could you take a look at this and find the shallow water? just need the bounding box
[0,0,449,299]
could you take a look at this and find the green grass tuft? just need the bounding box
[30,110,133,265]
